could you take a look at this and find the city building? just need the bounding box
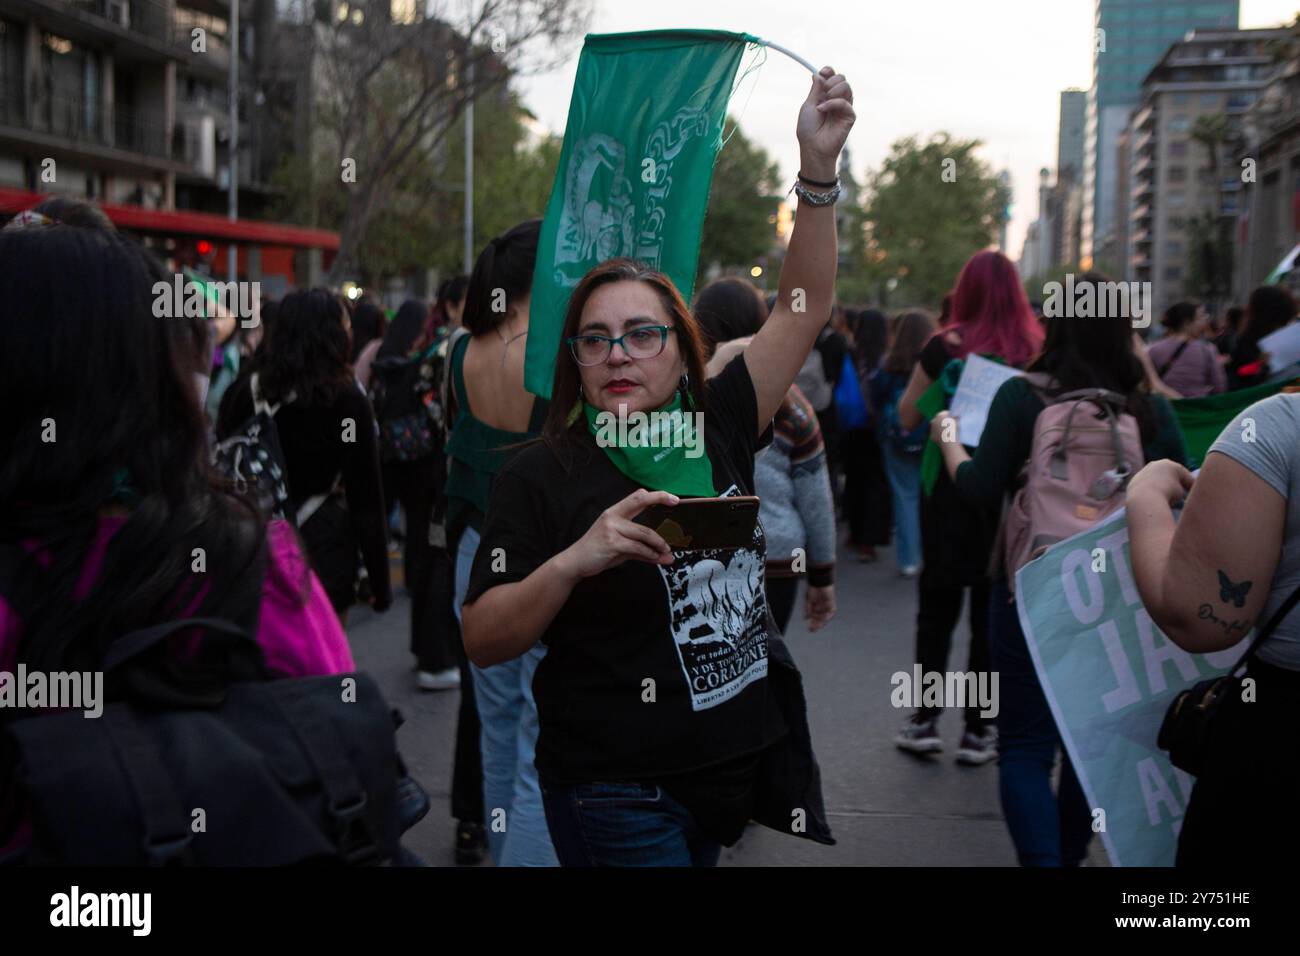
[1021,91,1088,285]
[1058,88,1087,184]
[1126,27,1285,318]
[1054,89,1087,270]
[1240,31,1300,296]
[0,0,338,288]
[1083,0,1239,272]
[1018,167,1055,284]
[1113,122,1130,278]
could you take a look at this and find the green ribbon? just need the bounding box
[584,390,715,496]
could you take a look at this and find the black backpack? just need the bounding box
[0,544,405,866]
[369,344,444,463]
[212,373,339,528]
[1,625,403,866]
[212,371,294,524]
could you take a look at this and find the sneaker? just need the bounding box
[955,727,998,766]
[894,714,942,754]
[416,667,461,691]
[455,820,486,865]
[899,565,919,578]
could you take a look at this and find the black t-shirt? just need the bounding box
[817,328,849,388]
[217,375,392,607]
[465,356,788,842]
[920,331,959,380]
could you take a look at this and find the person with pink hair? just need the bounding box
[891,250,1043,764]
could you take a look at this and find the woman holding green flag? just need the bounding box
[461,65,854,866]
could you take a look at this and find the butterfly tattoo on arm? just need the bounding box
[1218,570,1252,609]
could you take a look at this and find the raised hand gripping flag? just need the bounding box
[524,30,754,398]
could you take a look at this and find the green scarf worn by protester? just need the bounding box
[583,390,715,496]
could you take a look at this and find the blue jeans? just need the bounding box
[880,440,922,570]
[454,526,558,867]
[988,577,1093,866]
[539,779,723,867]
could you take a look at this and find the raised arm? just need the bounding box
[745,66,855,434]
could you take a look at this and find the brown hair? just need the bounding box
[542,258,710,455]
[884,310,937,375]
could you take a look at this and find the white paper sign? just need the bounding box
[1258,322,1300,373]
[950,354,1024,446]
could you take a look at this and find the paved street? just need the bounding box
[348,538,1108,867]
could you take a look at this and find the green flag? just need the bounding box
[524,29,753,398]
[1171,374,1299,468]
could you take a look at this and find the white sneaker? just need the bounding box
[955,728,998,765]
[416,667,461,691]
[894,715,943,754]
[899,565,919,578]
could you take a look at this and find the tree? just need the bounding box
[859,133,1009,307]
[1188,113,1236,310]
[363,94,561,281]
[272,0,590,284]
[272,86,561,284]
[695,120,782,286]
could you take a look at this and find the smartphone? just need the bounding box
[633,496,760,552]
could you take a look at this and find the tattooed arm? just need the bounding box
[1127,454,1285,653]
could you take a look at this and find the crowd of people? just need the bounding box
[2,62,1299,869]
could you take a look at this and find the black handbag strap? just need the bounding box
[1232,579,1300,675]
[103,617,253,673]
[104,706,195,865]
[274,682,379,864]
[1156,339,1191,380]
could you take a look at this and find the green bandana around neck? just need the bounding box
[584,390,715,496]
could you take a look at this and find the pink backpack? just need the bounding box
[1002,375,1145,594]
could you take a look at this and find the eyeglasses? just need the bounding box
[566,325,676,366]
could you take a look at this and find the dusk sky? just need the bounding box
[512,0,1300,261]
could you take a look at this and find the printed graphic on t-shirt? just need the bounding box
[658,485,769,711]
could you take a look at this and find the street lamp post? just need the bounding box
[463,37,474,275]
[227,0,239,282]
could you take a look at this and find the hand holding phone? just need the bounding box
[633,495,760,552]
[557,488,680,580]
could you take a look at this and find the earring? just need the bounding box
[578,382,585,401]
[679,371,690,392]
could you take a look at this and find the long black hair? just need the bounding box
[852,308,890,371]
[1029,272,1156,442]
[0,225,267,676]
[1162,301,1200,334]
[350,299,387,358]
[692,277,768,355]
[462,220,541,337]
[378,299,430,360]
[258,288,354,407]
[1241,284,1297,351]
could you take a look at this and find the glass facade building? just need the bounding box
[1083,0,1239,267]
